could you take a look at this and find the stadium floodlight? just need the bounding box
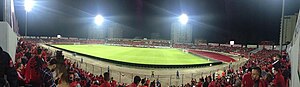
[230,41,235,45]
[24,0,34,12]
[178,13,188,25]
[57,34,61,39]
[94,15,104,25]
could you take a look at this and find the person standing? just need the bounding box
[40,58,58,87]
[251,67,266,87]
[242,68,254,87]
[100,72,111,87]
[271,68,285,87]
[128,76,141,87]
[0,47,18,87]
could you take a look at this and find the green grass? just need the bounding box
[53,45,212,65]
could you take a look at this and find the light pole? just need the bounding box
[279,0,285,55]
[87,14,104,41]
[24,0,34,37]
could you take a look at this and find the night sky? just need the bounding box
[14,0,300,44]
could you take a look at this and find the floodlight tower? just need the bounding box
[24,0,34,37]
[279,0,285,55]
[88,14,104,40]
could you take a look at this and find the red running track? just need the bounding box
[188,50,236,62]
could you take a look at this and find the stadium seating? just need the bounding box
[188,50,236,62]
[13,38,290,87]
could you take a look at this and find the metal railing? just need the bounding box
[64,56,246,86]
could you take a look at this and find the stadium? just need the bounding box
[32,38,245,86]
[0,0,300,87]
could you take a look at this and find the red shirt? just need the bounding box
[254,79,267,87]
[41,51,47,59]
[91,84,100,87]
[127,83,138,87]
[100,81,111,87]
[242,73,254,87]
[17,70,25,80]
[197,82,202,87]
[24,57,42,85]
[208,81,215,87]
[222,72,226,77]
[70,81,80,87]
[111,80,117,87]
[273,72,285,87]
[146,80,150,85]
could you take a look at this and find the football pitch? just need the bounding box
[53,45,213,65]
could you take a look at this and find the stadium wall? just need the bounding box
[0,22,17,62]
[290,10,300,87]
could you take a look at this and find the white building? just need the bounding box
[280,13,298,44]
[171,22,193,43]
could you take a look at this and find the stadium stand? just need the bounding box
[11,38,290,87]
[188,50,236,62]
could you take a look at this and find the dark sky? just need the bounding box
[14,0,300,44]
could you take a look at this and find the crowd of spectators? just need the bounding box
[23,38,105,44]
[180,49,290,87]
[0,38,291,87]
[106,39,170,47]
[11,39,166,87]
[174,44,255,58]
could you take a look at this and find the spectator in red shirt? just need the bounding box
[242,68,254,87]
[16,63,25,86]
[251,67,266,87]
[110,77,117,87]
[24,50,45,86]
[208,78,216,87]
[100,72,111,87]
[197,78,204,87]
[128,76,141,87]
[271,68,285,87]
[146,78,150,86]
[70,80,80,87]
